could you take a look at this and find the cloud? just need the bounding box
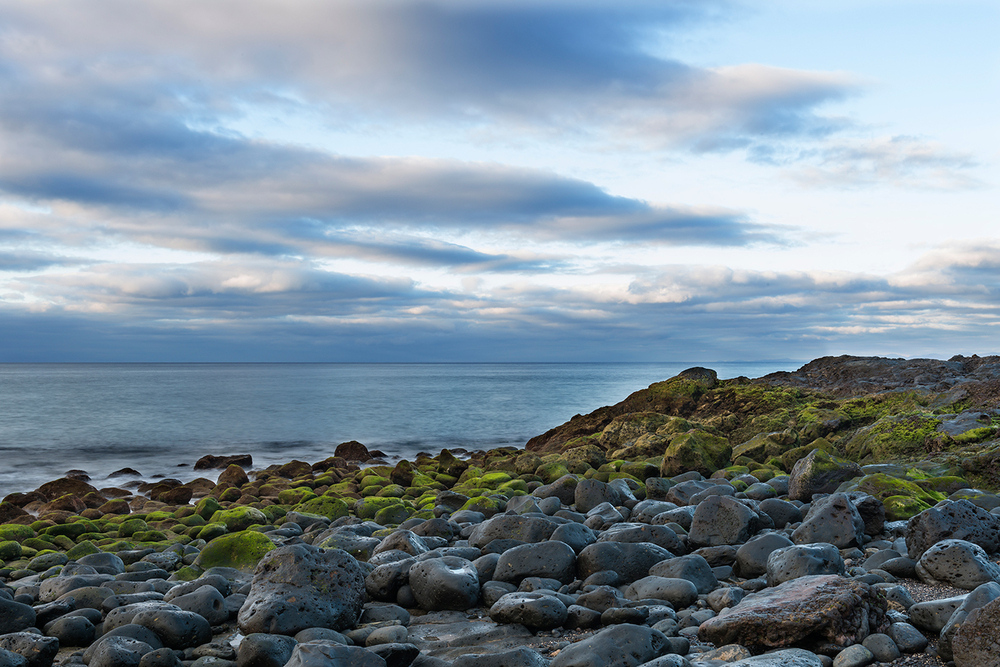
[786,136,982,190]
[0,0,859,153]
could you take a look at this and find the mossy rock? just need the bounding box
[660,431,731,478]
[195,497,222,521]
[118,519,149,538]
[917,476,971,495]
[846,413,943,461]
[0,541,21,561]
[51,535,75,550]
[460,496,505,517]
[197,523,228,541]
[209,507,269,532]
[292,496,349,521]
[179,514,207,528]
[28,551,68,571]
[359,474,390,489]
[193,530,276,572]
[563,443,607,470]
[374,504,413,526]
[619,461,659,481]
[780,438,836,471]
[30,520,56,532]
[749,468,776,482]
[375,484,406,498]
[498,479,528,494]
[171,566,202,581]
[846,473,945,506]
[478,472,513,489]
[732,430,797,464]
[132,530,168,542]
[352,497,403,520]
[0,525,35,543]
[277,487,317,505]
[532,461,569,484]
[883,495,932,521]
[45,520,101,540]
[65,540,100,559]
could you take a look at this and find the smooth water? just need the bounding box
[0,361,801,494]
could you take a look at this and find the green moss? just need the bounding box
[917,476,971,495]
[850,473,945,506]
[375,484,406,498]
[277,487,316,505]
[194,496,222,520]
[291,496,349,521]
[209,507,269,532]
[65,540,100,559]
[374,504,413,525]
[0,541,21,561]
[0,525,34,543]
[479,472,513,489]
[845,413,942,462]
[660,430,731,477]
[883,495,932,521]
[355,496,407,520]
[459,496,504,516]
[534,461,570,484]
[118,518,149,538]
[952,426,998,445]
[197,523,228,541]
[193,530,276,572]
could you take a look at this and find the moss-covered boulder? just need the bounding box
[354,497,405,521]
[731,430,797,464]
[0,540,22,561]
[460,495,504,517]
[193,530,276,572]
[65,540,100,559]
[290,496,349,522]
[846,413,942,462]
[844,473,945,508]
[374,504,413,525]
[883,495,932,521]
[535,460,571,484]
[0,524,35,543]
[195,496,222,521]
[788,448,862,502]
[660,431,731,478]
[118,518,149,538]
[209,507,268,532]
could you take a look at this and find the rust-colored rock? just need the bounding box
[36,477,99,501]
[698,574,888,652]
[218,464,250,488]
[0,502,28,522]
[334,440,372,461]
[194,454,253,470]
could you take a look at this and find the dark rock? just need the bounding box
[939,582,1000,661]
[489,592,568,630]
[467,516,557,550]
[238,544,366,635]
[953,596,1000,667]
[83,636,154,667]
[909,595,968,633]
[0,597,35,634]
[886,622,928,653]
[698,575,887,652]
[494,541,576,585]
[194,454,252,470]
[284,642,386,667]
[648,554,718,594]
[452,647,548,667]
[735,532,794,578]
[550,523,597,554]
[915,539,1000,589]
[43,614,95,647]
[549,623,670,667]
[788,449,862,502]
[758,498,802,528]
[905,499,1000,559]
[577,542,673,584]
[687,495,760,548]
[131,608,212,650]
[766,543,845,586]
[167,585,228,625]
[408,557,480,611]
[137,648,183,667]
[574,479,623,514]
[624,576,698,608]
[236,633,298,667]
[791,493,865,549]
[597,524,684,555]
[367,642,419,667]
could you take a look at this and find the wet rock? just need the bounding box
[597,524,684,555]
[577,542,673,584]
[137,648,183,667]
[905,499,1000,559]
[791,493,865,549]
[44,614,96,647]
[494,541,576,585]
[698,575,887,652]
[624,576,698,608]
[549,623,669,667]
[467,516,557,550]
[939,582,1000,661]
[0,597,35,633]
[886,622,928,653]
[408,557,480,611]
[168,584,228,625]
[908,595,967,633]
[489,591,568,630]
[766,543,845,586]
[915,539,1000,589]
[575,479,623,514]
[285,642,386,667]
[366,558,415,602]
[757,498,803,528]
[0,648,27,667]
[238,544,366,635]
[194,454,252,470]
[452,646,548,667]
[236,633,298,667]
[550,523,597,555]
[647,554,717,594]
[735,533,794,578]
[83,635,154,667]
[132,608,213,650]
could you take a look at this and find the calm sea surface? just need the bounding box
[0,362,801,495]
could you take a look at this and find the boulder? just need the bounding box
[939,582,1000,661]
[624,576,698,608]
[659,431,731,478]
[647,554,718,594]
[791,493,865,548]
[577,542,673,584]
[698,575,887,652]
[735,533,794,578]
[549,623,670,667]
[788,449,862,502]
[494,541,576,585]
[915,539,1000,590]
[238,544,366,635]
[687,495,761,548]
[574,479,623,514]
[467,515,557,550]
[408,556,480,611]
[596,524,684,555]
[906,499,1000,559]
[953,596,1000,667]
[766,543,845,587]
[489,592,568,630]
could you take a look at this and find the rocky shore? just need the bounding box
[2,355,1000,667]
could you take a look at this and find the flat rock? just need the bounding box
[698,574,888,652]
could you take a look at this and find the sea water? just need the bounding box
[0,362,801,495]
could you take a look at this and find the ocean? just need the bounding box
[0,362,801,495]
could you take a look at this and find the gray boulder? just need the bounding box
[549,623,669,667]
[788,449,862,502]
[909,595,968,633]
[939,582,1000,661]
[791,493,865,548]
[597,523,684,554]
[167,584,228,625]
[236,633,298,667]
[238,544,366,635]
[624,576,698,608]
[766,543,845,587]
[916,539,1000,590]
[906,499,1000,559]
[550,523,597,554]
[452,647,549,667]
[408,556,480,611]
[467,515,557,549]
[953,596,1000,667]
[687,495,760,548]
[0,598,35,634]
[575,479,623,513]
[735,533,794,578]
[82,635,153,667]
[757,498,803,528]
[284,642,386,667]
[489,592,568,630]
[494,541,576,585]
[647,554,718,594]
[577,542,672,584]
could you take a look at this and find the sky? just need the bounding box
[0,0,997,362]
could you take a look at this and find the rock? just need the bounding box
[660,431,731,478]
[577,542,673,584]
[489,592,568,630]
[549,623,669,667]
[735,533,794,578]
[707,586,745,612]
[574,479,623,514]
[43,614,96,647]
[698,575,887,652]
[831,644,874,667]
[194,454,252,470]
[78,551,127,575]
[366,558,415,602]
[647,554,717,594]
[374,530,429,557]
[724,649,823,666]
[236,633,298,667]
[766,543,845,586]
[758,498,803,528]
[452,647,549,667]
[335,441,372,461]
[467,515,557,549]
[905,499,1000,559]
[550,523,597,554]
[284,642,386,667]
[83,635,154,667]
[131,608,213,650]
[0,597,35,633]
[167,584,229,625]
[908,595,967,633]
[366,642,419,667]
[915,539,1000,589]
[137,648,183,667]
[939,582,1000,661]
[687,495,760,548]
[624,576,698,608]
[953,596,1000,667]
[792,493,865,548]
[0,648,27,667]
[408,557,480,611]
[862,633,900,662]
[886,622,928,653]
[238,544,366,635]
[494,541,576,585]
[788,449,862,502]
[597,524,684,555]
